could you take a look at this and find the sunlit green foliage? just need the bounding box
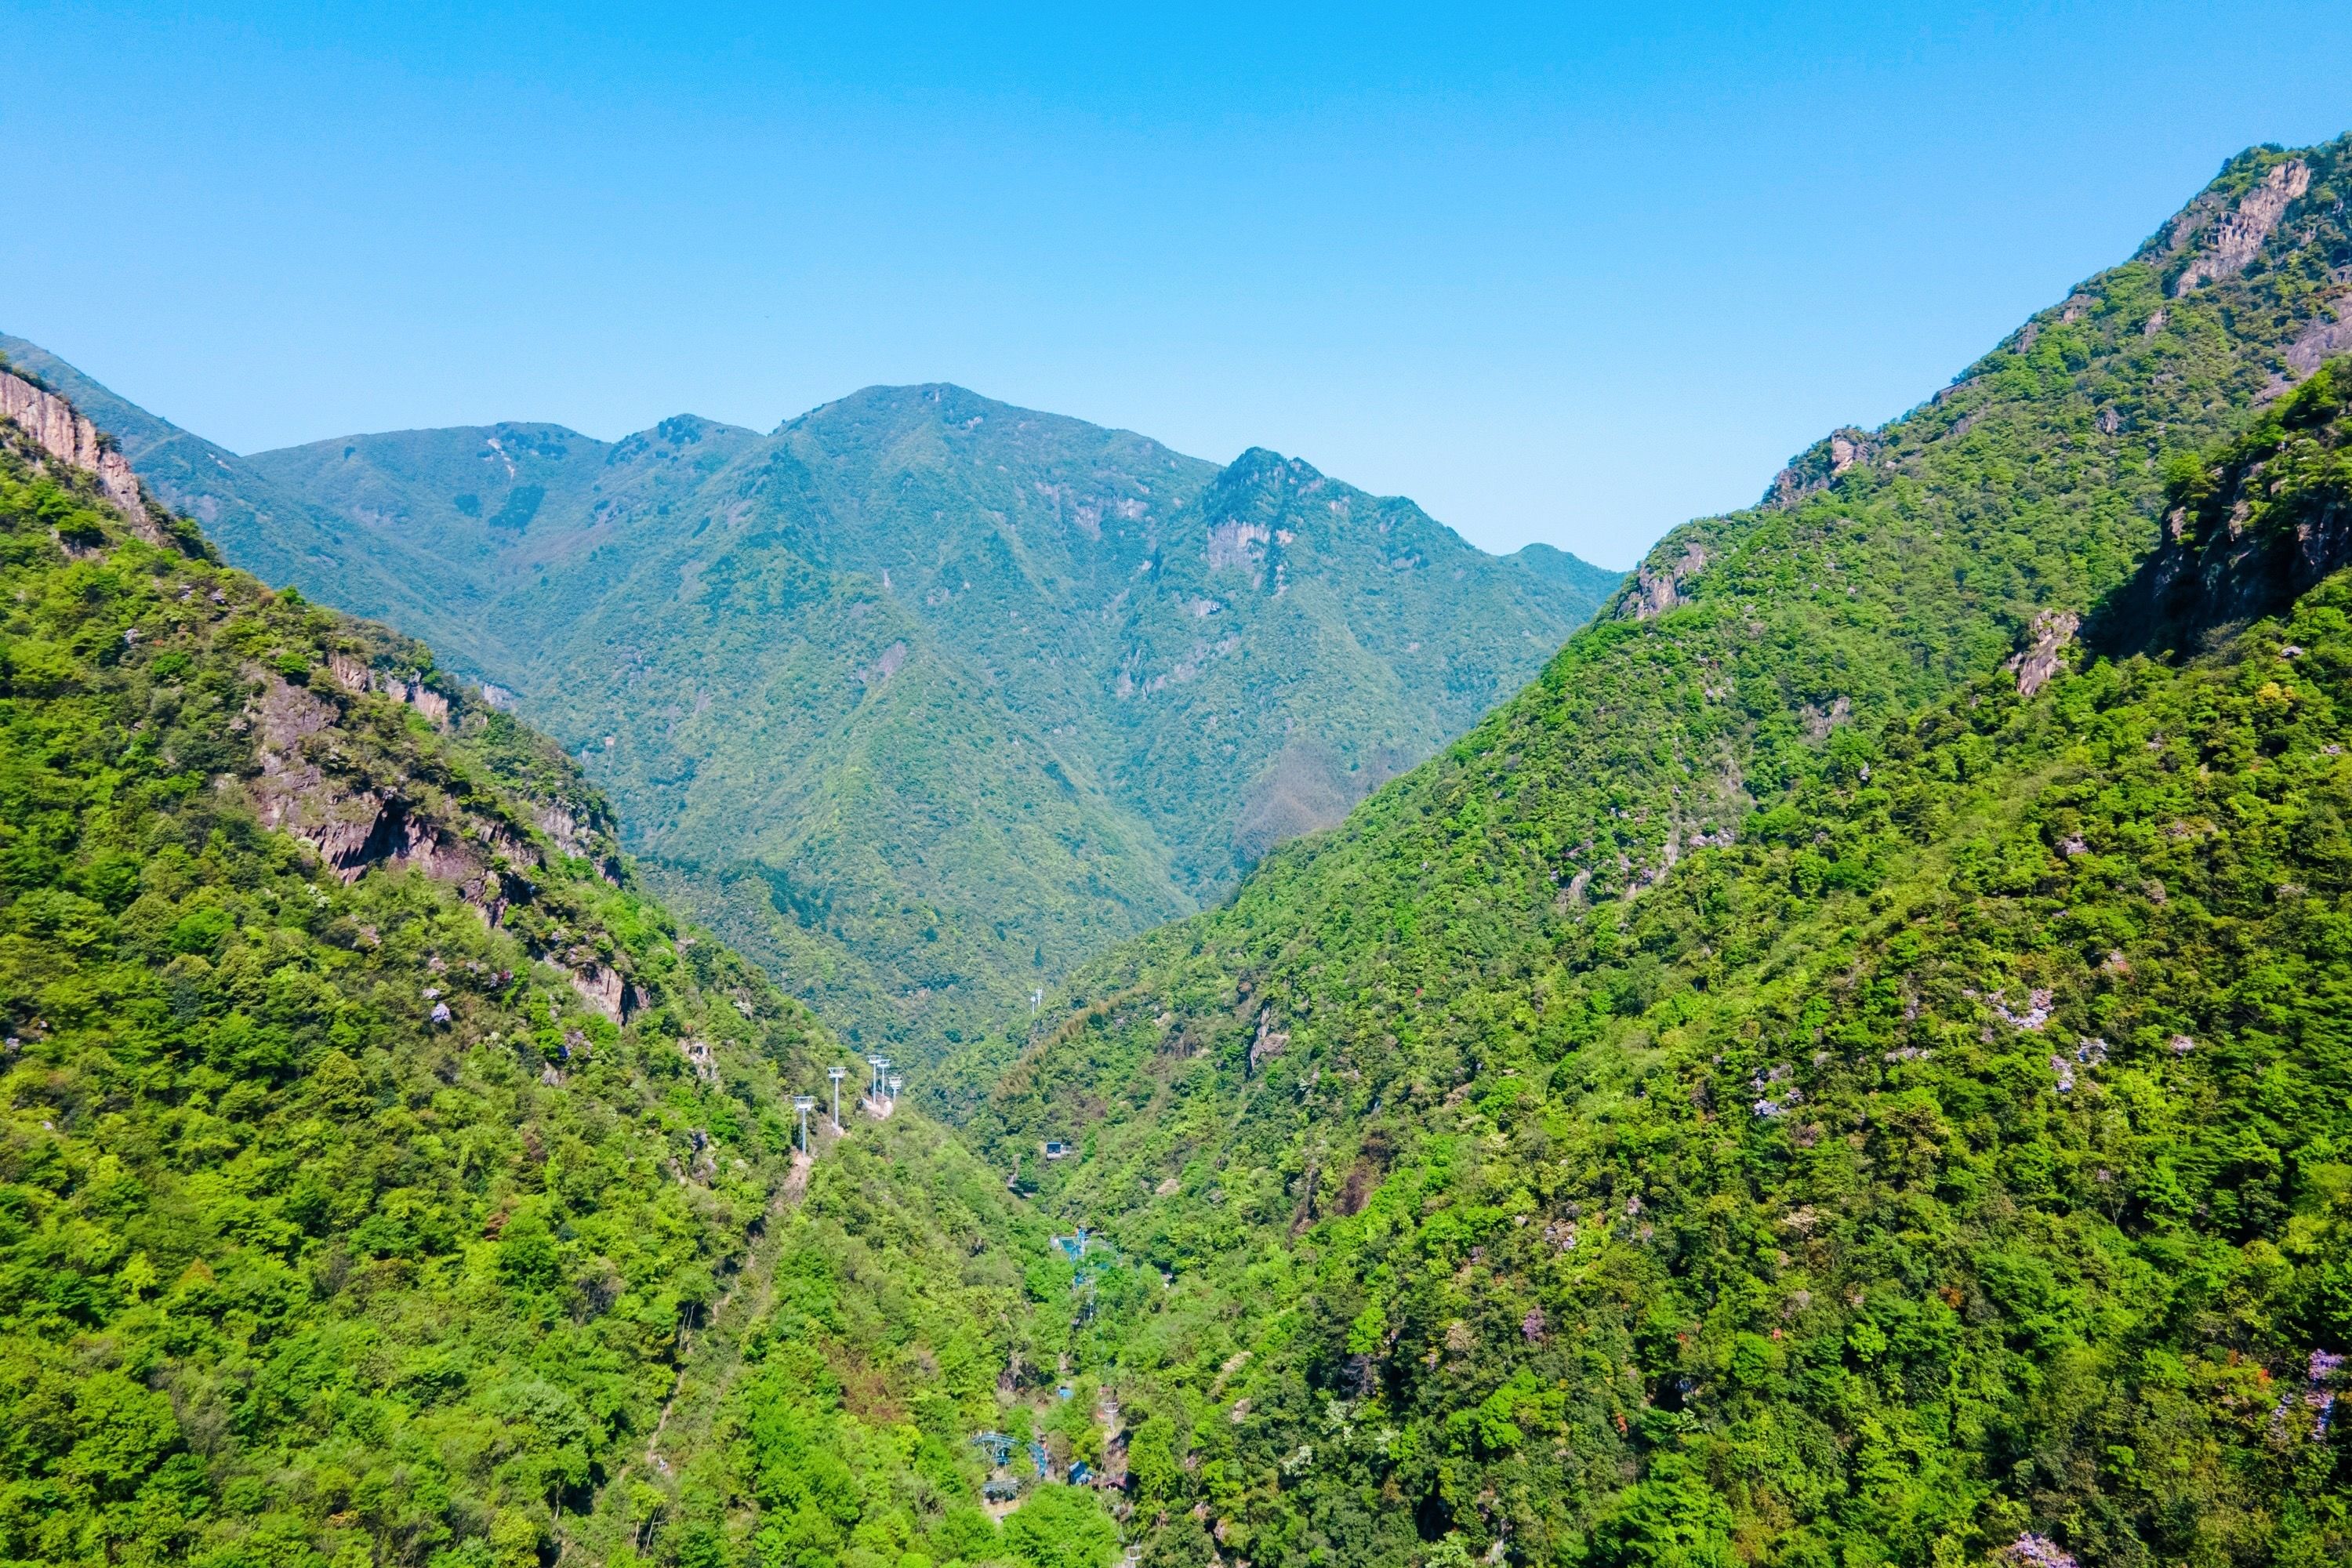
[13,123,2352,1568]
[0,338,1617,1064]
[0,435,833,1566]
[963,140,2352,1566]
[668,1116,1121,1568]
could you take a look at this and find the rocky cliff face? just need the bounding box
[0,375,644,1018]
[2097,356,2352,655]
[2,365,158,538]
[233,659,644,1018]
[1620,539,1708,619]
[2169,156,2313,295]
[1760,426,1881,508]
[240,674,643,1018]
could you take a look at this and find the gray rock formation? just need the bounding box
[0,367,154,535]
[2175,159,2310,295]
[1623,541,1708,620]
[2006,609,2080,697]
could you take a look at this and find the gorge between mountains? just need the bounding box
[2,129,2351,1568]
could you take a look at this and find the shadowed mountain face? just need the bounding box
[0,350,1619,1057]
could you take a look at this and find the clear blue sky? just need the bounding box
[5,2,2350,567]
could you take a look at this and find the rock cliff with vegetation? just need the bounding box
[0,364,1109,1568]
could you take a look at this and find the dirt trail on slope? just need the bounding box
[562,1144,822,1560]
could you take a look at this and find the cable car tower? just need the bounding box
[827,1065,847,1130]
[792,1095,815,1154]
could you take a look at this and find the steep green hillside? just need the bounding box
[0,369,1114,1568]
[5,365,1619,1064]
[960,142,2352,1566]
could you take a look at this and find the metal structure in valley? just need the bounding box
[1047,1225,1119,1327]
[971,1431,1023,1504]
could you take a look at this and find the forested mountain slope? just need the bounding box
[235,387,1613,900]
[0,361,1112,1568]
[959,140,2352,1566]
[0,352,1618,1061]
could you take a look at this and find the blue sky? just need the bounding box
[5,2,2350,567]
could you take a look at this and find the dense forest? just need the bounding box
[957,139,2352,1565]
[0,341,1620,1064]
[5,130,2352,1568]
[0,387,1114,1568]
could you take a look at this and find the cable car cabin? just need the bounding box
[1043,1139,1070,1160]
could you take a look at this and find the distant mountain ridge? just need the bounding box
[0,346,1620,1056]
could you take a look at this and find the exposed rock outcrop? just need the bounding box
[568,963,634,1022]
[1205,518,1272,572]
[1,368,157,539]
[245,677,520,892]
[2285,299,2352,377]
[2005,610,2080,697]
[1763,426,1878,508]
[2093,359,2352,657]
[239,672,639,1017]
[1248,1005,1290,1072]
[1800,694,1853,741]
[855,640,909,689]
[2173,158,2310,296]
[1622,541,1708,620]
[326,651,452,726]
[535,802,604,861]
[10,361,650,1034]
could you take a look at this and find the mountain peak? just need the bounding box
[608,412,757,465]
[777,381,1029,437]
[2132,139,2332,285]
[1212,445,1328,491]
